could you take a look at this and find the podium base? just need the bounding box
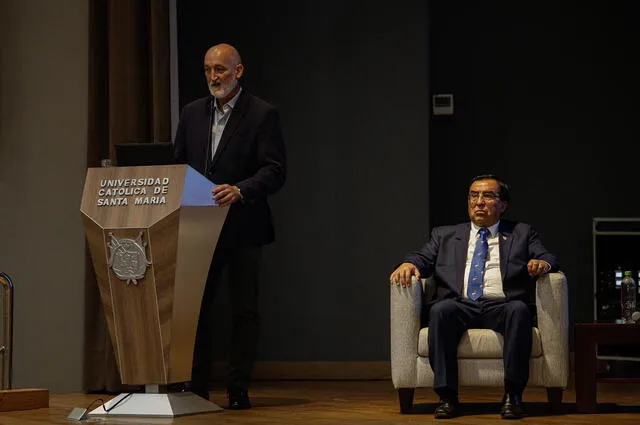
[87,392,224,417]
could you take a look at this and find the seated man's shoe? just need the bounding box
[434,398,459,419]
[227,388,251,410]
[501,393,526,420]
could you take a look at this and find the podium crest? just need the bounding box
[107,232,151,285]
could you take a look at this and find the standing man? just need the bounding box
[390,175,558,420]
[174,43,286,409]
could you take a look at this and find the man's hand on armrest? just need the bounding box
[390,263,421,287]
[527,259,551,277]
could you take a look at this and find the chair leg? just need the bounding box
[397,388,414,414]
[546,387,563,412]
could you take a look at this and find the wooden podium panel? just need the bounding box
[81,165,226,385]
[81,165,186,228]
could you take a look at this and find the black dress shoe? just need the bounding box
[501,393,526,420]
[228,388,251,410]
[434,398,459,419]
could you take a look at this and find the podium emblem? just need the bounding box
[107,232,151,285]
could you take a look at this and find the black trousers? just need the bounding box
[191,244,263,393]
[428,297,532,398]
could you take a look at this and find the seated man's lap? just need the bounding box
[428,298,532,333]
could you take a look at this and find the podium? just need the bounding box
[80,164,227,417]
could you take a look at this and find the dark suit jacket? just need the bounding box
[404,219,559,304]
[173,90,286,247]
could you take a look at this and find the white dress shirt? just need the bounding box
[211,87,242,159]
[462,221,506,299]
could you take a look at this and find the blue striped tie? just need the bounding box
[467,227,490,301]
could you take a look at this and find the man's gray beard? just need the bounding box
[209,81,237,99]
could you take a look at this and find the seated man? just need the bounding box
[390,174,559,420]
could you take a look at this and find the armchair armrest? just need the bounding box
[535,272,569,387]
[390,276,423,388]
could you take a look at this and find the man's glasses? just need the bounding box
[468,191,500,202]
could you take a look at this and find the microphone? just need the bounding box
[203,96,215,175]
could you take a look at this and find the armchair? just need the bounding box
[390,272,569,413]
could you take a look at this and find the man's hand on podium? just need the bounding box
[212,184,242,207]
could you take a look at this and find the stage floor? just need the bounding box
[1,380,639,424]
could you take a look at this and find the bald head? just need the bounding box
[205,43,242,67]
[204,43,244,105]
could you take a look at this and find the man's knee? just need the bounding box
[429,299,459,324]
[505,300,531,322]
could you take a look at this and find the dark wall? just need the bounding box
[429,2,640,327]
[177,0,430,361]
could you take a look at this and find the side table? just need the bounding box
[574,322,640,413]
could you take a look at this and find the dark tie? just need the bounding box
[467,227,490,301]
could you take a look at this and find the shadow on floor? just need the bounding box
[211,396,312,408]
[407,402,640,417]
